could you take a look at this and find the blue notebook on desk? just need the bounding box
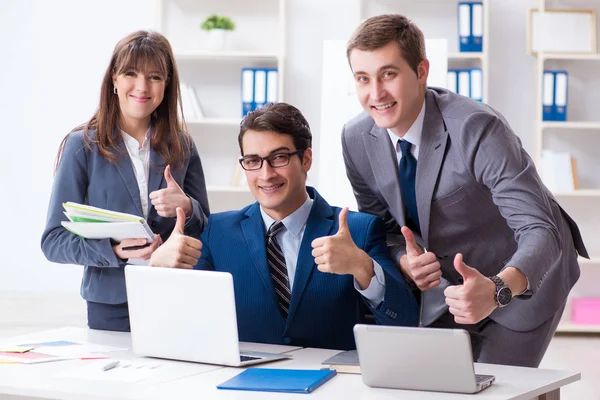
[217,368,336,394]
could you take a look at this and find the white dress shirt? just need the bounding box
[387,100,426,162]
[121,129,151,219]
[259,193,386,306]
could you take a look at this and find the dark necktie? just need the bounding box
[266,221,291,319]
[398,139,420,231]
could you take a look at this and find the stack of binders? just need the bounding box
[542,70,568,121]
[458,2,483,52]
[447,68,483,102]
[241,68,278,117]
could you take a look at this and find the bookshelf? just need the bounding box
[156,0,286,212]
[532,0,600,334]
[359,0,490,102]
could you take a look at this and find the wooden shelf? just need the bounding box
[174,50,279,61]
[448,52,484,60]
[579,257,600,265]
[556,322,600,333]
[541,121,600,130]
[186,118,241,126]
[206,185,250,193]
[542,53,600,61]
[552,190,600,197]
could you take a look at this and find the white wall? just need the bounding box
[0,0,159,292]
[0,0,552,292]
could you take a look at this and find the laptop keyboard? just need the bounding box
[476,374,494,383]
[240,355,263,362]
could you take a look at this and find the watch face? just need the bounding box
[497,287,512,306]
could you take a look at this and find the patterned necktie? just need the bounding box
[266,221,291,319]
[398,139,420,232]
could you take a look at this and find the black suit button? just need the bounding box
[151,221,157,228]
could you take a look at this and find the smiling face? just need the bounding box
[349,41,429,137]
[112,66,166,130]
[242,129,311,221]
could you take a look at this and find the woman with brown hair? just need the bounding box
[41,30,209,332]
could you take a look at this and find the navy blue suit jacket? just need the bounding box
[41,129,209,304]
[194,187,418,350]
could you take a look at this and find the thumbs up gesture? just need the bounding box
[399,226,441,291]
[443,253,497,324]
[149,165,192,218]
[149,207,202,269]
[311,207,374,289]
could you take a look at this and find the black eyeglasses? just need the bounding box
[239,150,304,171]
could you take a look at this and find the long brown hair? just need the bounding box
[55,30,190,171]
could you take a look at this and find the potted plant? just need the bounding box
[201,14,235,50]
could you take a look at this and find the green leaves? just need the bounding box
[201,14,235,31]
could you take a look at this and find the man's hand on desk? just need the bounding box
[149,207,202,269]
[399,226,442,291]
[444,253,497,324]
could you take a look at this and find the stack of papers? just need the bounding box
[0,340,129,364]
[321,350,360,374]
[61,202,154,242]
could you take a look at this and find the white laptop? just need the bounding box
[353,324,495,393]
[124,266,291,367]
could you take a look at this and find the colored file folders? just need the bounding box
[542,70,568,121]
[458,2,483,52]
[61,202,154,242]
[217,368,336,394]
[241,68,278,117]
[447,68,483,102]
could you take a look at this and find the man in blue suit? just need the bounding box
[149,103,418,350]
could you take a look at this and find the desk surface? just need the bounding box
[141,348,580,400]
[0,327,580,400]
[0,327,299,400]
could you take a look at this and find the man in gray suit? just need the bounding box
[341,14,588,367]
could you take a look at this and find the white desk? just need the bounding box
[140,347,580,400]
[0,328,580,400]
[0,327,299,400]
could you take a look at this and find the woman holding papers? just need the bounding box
[41,30,210,332]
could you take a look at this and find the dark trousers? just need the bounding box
[86,301,131,332]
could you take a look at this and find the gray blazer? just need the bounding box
[41,129,209,304]
[342,87,587,332]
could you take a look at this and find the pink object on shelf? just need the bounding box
[571,298,600,325]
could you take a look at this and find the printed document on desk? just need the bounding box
[57,358,217,384]
[0,340,129,363]
[58,359,164,383]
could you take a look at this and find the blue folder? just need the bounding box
[554,70,568,121]
[217,368,337,394]
[241,68,255,117]
[542,70,555,121]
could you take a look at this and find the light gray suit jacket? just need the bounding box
[341,87,587,332]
